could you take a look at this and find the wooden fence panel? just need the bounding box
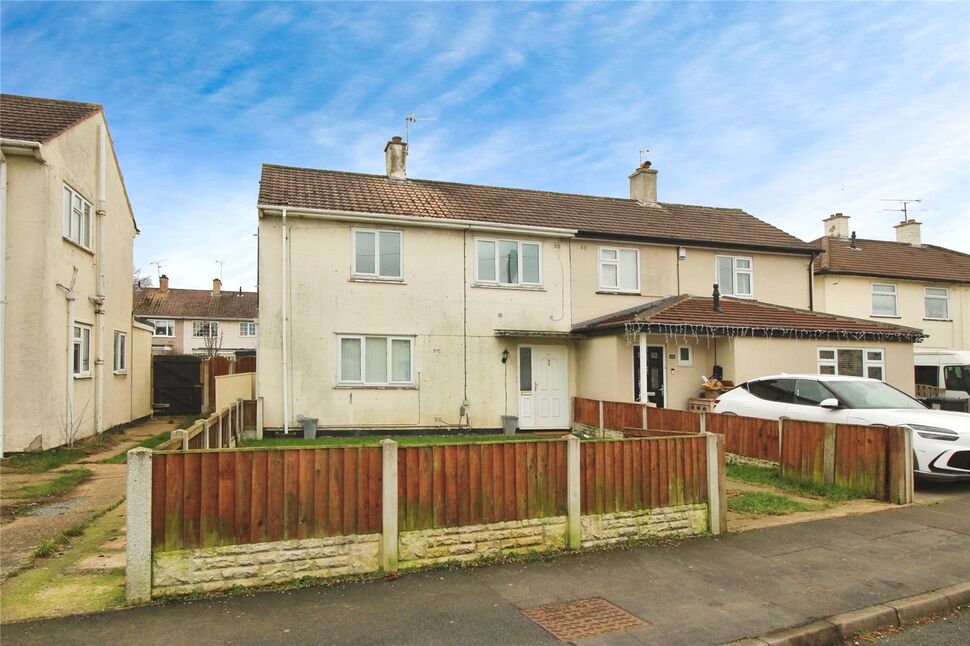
[151,447,382,551]
[574,398,600,426]
[834,424,888,499]
[706,414,779,462]
[236,356,256,374]
[579,436,708,515]
[243,400,257,429]
[603,401,643,430]
[397,441,567,531]
[646,408,701,434]
[779,420,825,482]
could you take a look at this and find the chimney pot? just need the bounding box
[384,136,407,182]
[212,278,222,295]
[894,219,922,246]
[823,213,850,239]
[159,274,169,294]
[629,162,658,204]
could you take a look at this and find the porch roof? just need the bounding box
[572,295,926,343]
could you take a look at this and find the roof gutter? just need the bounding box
[0,138,45,163]
[257,204,578,239]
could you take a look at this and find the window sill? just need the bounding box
[334,384,418,390]
[152,336,175,339]
[596,290,642,296]
[871,315,901,319]
[922,318,952,322]
[74,373,93,379]
[62,236,94,255]
[113,370,127,376]
[350,276,405,285]
[472,283,545,292]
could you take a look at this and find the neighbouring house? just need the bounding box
[254,137,923,433]
[133,275,258,356]
[813,214,970,352]
[1,94,152,453]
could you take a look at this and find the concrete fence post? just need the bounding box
[126,448,153,602]
[256,397,264,440]
[380,439,399,574]
[699,411,706,435]
[566,435,581,549]
[172,429,188,451]
[202,419,211,450]
[705,433,726,535]
[822,423,837,486]
[216,413,224,449]
[777,417,786,467]
[642,404,648,430]
[598,401,604,432]
[888,426,914,505]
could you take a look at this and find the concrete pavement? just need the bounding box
[4,491,969,645]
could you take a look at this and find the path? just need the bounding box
[5,487,968,645]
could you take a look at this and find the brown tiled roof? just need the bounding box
[573,295,925,343]
[813,236,970,284]
[0,94,103,143]
[259,165,815,254]
[133,287,258,320]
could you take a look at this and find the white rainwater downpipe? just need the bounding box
[94,124,107,435]
[57,267,79,446]
[281,208,289,434]
[0,152,7,457]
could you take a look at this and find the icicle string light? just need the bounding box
[623,319,925,346]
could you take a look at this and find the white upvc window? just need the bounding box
[715,255,753,297]
[871,283,898,317]
[475,238,542,286]
[598,247,639,292]
[353,228,402,279]
[62,185,93,249]
[924,287,949,320]
[677,345,693,367]
[817,347,885,380]
[338,335,414,385]
[151,319,175,337]
[73,324,92,376]
[240,321,257,337]
[192,320,220,338]
[113,331,127,373]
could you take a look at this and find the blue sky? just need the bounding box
[3,1,968,290]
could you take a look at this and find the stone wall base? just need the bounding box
[152,534,380,595]
[399,516,568,570]
[581,503,708,548]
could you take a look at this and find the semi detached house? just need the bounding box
[255,138,924,433]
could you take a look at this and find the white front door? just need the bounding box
[518,345,569,429]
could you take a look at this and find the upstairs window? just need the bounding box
[871,284,897,317]
[63,185,92,249]
[598,247,639,292]
[476,239,541,286]
[151,319,175,337]
[113,331,127,373]
[192,320,219,338]
[240,321,257,337]
[924,287,949,320]
[715,255,753,297]
[353,229,402,279]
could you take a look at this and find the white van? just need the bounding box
[914,350,970,410]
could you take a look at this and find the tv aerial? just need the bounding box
[150,260,167,280]
[880,198,922,222]
[405,111,437,145]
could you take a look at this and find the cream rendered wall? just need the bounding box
[730,337,916,395]
[814,275,969,351]
[130,324,153,419]
[570,240,812,323]
[3,113,142,451]
[257,216,573,430]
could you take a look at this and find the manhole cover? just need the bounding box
[521,598,648,641]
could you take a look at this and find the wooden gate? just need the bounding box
[153,355,203,415]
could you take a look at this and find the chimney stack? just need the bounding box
[894,219,922,246]
[629,161,658,205]
[384,136,407,182]
[159,274,169,294]
[212,278,222,295]
[823,213,850,238]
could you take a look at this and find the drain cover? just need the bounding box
[521,598,648,641]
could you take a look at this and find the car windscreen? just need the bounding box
[826,380,925,409]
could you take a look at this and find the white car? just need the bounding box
[712,374,970,481]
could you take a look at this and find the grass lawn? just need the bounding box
[2,448,87,473]
[727,491,825,516]
[727,461,865,502]
[242,433,563,448]
[8,468,94,499]
[100,432,173,464]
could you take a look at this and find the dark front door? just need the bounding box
[633,346,665,408]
